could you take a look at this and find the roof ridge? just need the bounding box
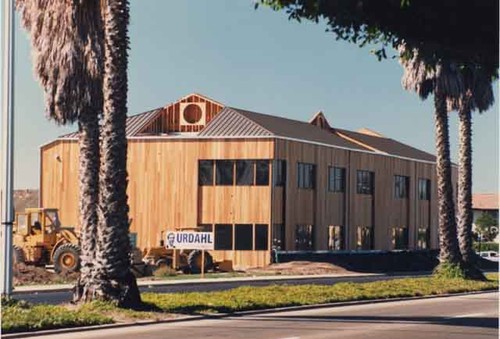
[225,107,275,136]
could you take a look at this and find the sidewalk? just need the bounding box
[13,271,384,293]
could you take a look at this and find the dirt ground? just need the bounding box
[246,261,349,275]
[13,264,78,286]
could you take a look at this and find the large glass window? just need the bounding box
[356,226,373,250]
[235,224,253,250]
[255,224,269,250]
[298,163,316,189]
[198,160,214,185]
[273,160,286,186]
[215,224,232,250]
[392,227,408,249]
[236,160,254,185]
[417,227,430,249]
[255,160,270,186]
[216,160,234,185]
[328,225,344,251]
[357,170,374,194]
[328,167,345,193]
[418,178,431,200]
[394,175,409,199]
[272,223,285,250]
[295,225,314,250]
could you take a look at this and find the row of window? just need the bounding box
[270,225,431,251]
[202,223,269,251]
[198,160,431,200]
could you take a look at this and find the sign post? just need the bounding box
[165,231,214,279]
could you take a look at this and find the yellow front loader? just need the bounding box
[12,208,80,273]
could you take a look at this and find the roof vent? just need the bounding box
[180,102,206,126]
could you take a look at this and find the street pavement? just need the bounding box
[22,291,499,339]
[14,272,430,304]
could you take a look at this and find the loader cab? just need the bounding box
[13,208,61,244]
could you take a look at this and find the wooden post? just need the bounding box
[172,249,177,271]
[201,250,205,279]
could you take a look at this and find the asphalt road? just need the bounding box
[26,291,499,339]
[13,272,430,304]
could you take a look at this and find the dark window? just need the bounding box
[236,160,254,185]
[255,224,269,250]
[417,227,430,249]
[235,224,253,250]
[215,224,232,250]
[328,225,344,251]
[298,163,316,189]
[295,225,314,250]
[418,178,431,200]
[394,175,409,199]
[273,160,286,186]
[197,224,213,232]
[216,160,234,185]
[328,167,345,193]
[272,223,285,250]
[198,160,214,185]
[356,170,374,195]
[392,227,408,249]
[255,160,270,186]
[356,226,373,250]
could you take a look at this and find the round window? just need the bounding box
[183,104,203,124]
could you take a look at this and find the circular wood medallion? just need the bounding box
[183,104,203,124]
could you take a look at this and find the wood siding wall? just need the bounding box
[41,138,274,270]
[273,139,446,251]
[40,136,453,269]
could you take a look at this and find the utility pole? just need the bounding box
[0,0,15,298]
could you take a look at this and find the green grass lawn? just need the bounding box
[2,273,498,334]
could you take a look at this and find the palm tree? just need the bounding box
[455,66,494,279]
[16,0,104,299]
[92,0,141,306]
[400,46,463,268]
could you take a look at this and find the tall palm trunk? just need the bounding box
[434,93,461,265]
[456,96,486,279]
[73,110,100,301]
[94,0,140,306]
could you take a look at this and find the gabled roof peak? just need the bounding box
[309,111,332,130]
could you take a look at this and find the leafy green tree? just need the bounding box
[475,213,499,242]
[258,0,498,277]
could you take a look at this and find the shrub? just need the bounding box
[153,266,177,278]
[473,242,499,252]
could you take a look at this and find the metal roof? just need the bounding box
[59,107,162,139]
[201,107,370,151]
[335,128,437,163]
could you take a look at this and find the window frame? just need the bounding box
[255,224,269,250]
[255,160,270,186]
[297,162,316,189]
[214,224,233,250]
[215,160,234,186]
[295,224,314,251]
[356,170,374,195]
[327,225,344,251]
[356,226,373,250]
[394,175,409,199]
[234,224,253,250]
[328,166,345,193]
[273,160,286,187]
[418,178,431,200]
[235,160,254,186]
[198,160,214,186]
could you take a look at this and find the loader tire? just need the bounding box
[53,244,80,274]
[187,250,213,274]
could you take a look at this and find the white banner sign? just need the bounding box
[165,231,214,250]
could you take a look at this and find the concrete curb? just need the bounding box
[2,289,496,339]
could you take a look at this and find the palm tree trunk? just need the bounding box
[457,99,485,279]
[434,93,462,265]
[93,0,140,306]
[73,110,100,302]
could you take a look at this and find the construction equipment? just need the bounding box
[141,227,215,274]
[12,208,80,273]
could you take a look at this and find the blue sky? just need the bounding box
[12,0,499,192]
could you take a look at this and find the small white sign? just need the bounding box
[165,231,214,250]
